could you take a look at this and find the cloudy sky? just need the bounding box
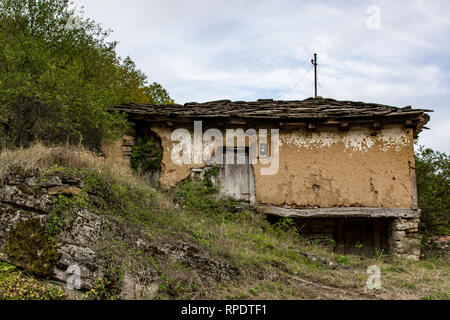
[73,0,450,153]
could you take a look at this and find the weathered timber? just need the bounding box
[409,161,419,210]
[114,97,432,135]
[259,205,421,219]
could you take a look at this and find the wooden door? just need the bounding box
[219,147,254,201]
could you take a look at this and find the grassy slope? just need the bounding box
[0,144,448,300]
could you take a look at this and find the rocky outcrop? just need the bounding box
[0,171,238,298]
[0,171,106,290]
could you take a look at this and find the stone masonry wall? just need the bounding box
[294,216,422,260]
[389,217,421,260]
[101,130,136,167]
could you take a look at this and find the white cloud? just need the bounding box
[73,0,450,153]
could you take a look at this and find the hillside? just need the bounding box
[0,144,448,300]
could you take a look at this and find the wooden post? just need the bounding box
[373,219,381,254]
[409,161,419,210]
[311,54,318,98]
[334,219,345,254]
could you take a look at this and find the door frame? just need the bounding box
[218,146,256,204]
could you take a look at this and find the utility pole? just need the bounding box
[311,53,318,98]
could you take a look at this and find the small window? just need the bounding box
[259,143,268,157]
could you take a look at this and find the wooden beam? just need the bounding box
[334,219,345,254]
[324,119,341,125]
[283,122,307,127]
[340,122,349,129]
[259,205,421,219]
[229,119,247,125]
[409,161,419,210]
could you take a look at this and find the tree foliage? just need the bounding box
[415,146,450,235]
[130,136,162,175]
[0,0,173,149]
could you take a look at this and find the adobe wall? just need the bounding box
[253,125,415,209]
[101,134,135,167]
[149,124,415,209]
[103,123,415,209]
[102,122,420,259]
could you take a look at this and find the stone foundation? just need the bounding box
[389,218,421,260]
[270,215,422,260]
[121,132,136,166]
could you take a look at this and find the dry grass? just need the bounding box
[0,142,133,183]
[0,143,448,300]
[0,142,175,212]
[376,256,449,299]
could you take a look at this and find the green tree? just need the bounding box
[113,56,174,105]
[415,146,450,236]
[0,0,173,149]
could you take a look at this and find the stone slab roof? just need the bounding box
[114,97,432,134]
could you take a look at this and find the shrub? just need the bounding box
[130,137,163,175]
[0,0,173,150]
[415,146,450,236]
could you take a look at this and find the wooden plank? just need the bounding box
[334,219,345,254]
[259,205,420,219]
[409,162,419,210]
[373,219,381,253]
[249,163,256,205]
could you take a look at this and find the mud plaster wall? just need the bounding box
[253,125,415,208]
[110,123,415,209]
[151,125,204,187]
[101,135,135,167]
[102,139,127,166]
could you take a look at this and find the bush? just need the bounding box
[0,262,65,300]
[415,146,450,236]
[130,137,163,175]
[175,177,230,220]
[0,0,173,150]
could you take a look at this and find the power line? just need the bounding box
[317,64,323,89]
[276,65,313,99]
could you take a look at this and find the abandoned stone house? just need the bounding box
[103,97,432,260]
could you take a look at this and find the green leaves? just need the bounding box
[0,0,173,149]
[415,146,450,235]
[130,137,163,174]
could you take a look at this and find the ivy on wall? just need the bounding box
[130,137,163,175]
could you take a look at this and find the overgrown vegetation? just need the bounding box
[130,137,163,176]
[0,144,448,300]
[4,219,60,277]
[0,262,66,300]
[84,263,124,300]
[415,146,450,236]
[46,193,88,236]
[0,0,173,150]
[0,0,447,303]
